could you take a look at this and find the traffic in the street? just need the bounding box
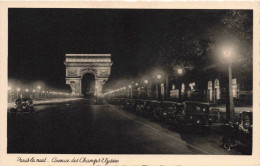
[7,98,250,154]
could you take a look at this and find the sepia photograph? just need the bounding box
[1,1,259,165]
[7,8,253,155]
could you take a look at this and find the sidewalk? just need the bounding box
[7,98,82,109]
[212,104,252,114]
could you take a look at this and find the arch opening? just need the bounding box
[82,73,95,98]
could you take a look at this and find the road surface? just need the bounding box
[8,99,241,154]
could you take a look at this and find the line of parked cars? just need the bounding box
[107,98,252,153]
[108,98,219,132]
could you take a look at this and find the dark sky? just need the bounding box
[8,9,230,89]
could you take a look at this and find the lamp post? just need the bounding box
[16,87,20,99]
[37,85,41,99]
[135,83,139,99]
[144,79,149,99]
[123,86,126,98]
[223,49,235,121]
[128,85,132,99]
[25,89,29,98]
[156,74,162,99]
[33,89,36,99]
[178,69,183,102]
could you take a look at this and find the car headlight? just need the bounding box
[197,120,200,124]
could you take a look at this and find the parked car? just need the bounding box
[178,101,214,133]
[115,98,126,105]
[160,101,177,124]
[124,99,135,110]
[168,102,185,131]
[142,100,152,117]
[10,98,35,117]
[222,111,252,153]
[107,98,115,104]
[135,99,145,115]
[149,100,162,121]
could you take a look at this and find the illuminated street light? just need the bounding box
[144,79,148,84]
[155,74,162,99]
[135,83,138,86]
[156,74,162,80]
[177,69,183,102]
[178,69,183,75]
[223,47,235,121]
[37,86,41,90]
[25,89,29,92]
[144,79,149,98]
[128,85,132,99]
[223,50,232,58]
[16,87,20,99]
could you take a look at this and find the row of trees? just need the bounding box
[103,10,252,102]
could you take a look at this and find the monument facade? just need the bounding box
[64,54,112,96]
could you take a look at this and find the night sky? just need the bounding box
[8,9,236,90]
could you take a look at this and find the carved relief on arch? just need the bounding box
[97,69,110,78]
[80,68,97,77]
[67,69,78,77]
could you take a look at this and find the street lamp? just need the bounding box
[128,85,132,99]
[144,79,149,98]
[25,88,29,98]
[177,68,183,102]
[16,87,20,99]
[33,89,36,99]
[156,74,162,99]
[178,69,183,75]
[37,86,41,98]
[223,48,235,121]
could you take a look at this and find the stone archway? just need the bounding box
[64,54,112,97]
[81,73,95,97]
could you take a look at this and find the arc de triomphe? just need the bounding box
[64,54,112,96]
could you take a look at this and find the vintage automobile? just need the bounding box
[124,99,135,110]
[149,100,162,121]
[222,111,252,153]
[169,103,185,130]
[142,100,152,117]
[178,101,214,133]
[107,98,126,105]
[115,98,126,105]
[160,101,177,124]
[134,99,145,115]
[107,98,115,104]
[10,98,35,116]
